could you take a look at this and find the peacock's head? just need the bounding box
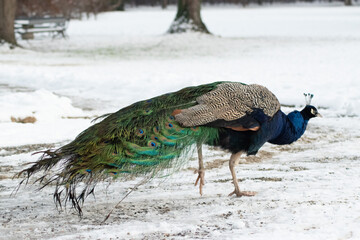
[301,93,322,120]
[301,105,322,120]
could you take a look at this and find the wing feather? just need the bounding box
[174,83,280,128]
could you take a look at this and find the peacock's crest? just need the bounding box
[304,93,314,105]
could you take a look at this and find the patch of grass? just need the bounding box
[252,177,282,182]
[0,143,57,156]
[11,116,36,124]
[213,177,283,183]
[213,178,231,183]
[0,175,10,180]
[290,166,309,171]
[257,168,275,171]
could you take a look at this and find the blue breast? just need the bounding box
[247,110,308,155]
[214,110,309,156]
[268,111,309,145]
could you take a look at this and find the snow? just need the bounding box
[1,4,360,240]
[0,89,83,122]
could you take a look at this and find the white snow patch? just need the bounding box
[0,89,83,122]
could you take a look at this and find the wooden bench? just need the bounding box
[14,17,68,40]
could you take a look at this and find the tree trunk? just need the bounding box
[0,0,17,45]
[344,0,352,6]
[162,0,168,9]
[109,0,125,11]
[117,2,125,11]
[168,0,210,34]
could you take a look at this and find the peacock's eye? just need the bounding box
[136,128,146,137]
[153,126,160,133]
[168,123,173,128]
[148,141,157,147]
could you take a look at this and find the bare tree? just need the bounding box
[168,0,209,34]
[344,0,352,5]
[162,0,168,9]
[0,0,17,45]
[16,0,124,19]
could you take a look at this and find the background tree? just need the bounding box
[162,0,168,9]
[168,0,209,34]
[16,0,124,19]
[0,0,17,45]
[344,0,352,5]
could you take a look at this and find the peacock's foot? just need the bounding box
[194,170,205,196]
[228,189,257,197]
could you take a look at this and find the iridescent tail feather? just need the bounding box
[17,82,223,214]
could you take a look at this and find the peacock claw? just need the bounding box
[228,190,257,197]
[194,170,205,196]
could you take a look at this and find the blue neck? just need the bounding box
[269,110,309,145]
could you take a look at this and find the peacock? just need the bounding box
[18,81,321,214]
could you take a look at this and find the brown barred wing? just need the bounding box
[173,82,281,129]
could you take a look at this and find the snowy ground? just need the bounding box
[1,4,360,240]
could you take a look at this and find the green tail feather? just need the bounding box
[18,81,227,214]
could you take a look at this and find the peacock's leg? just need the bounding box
[194,142,205,195]
[228,152,257,197]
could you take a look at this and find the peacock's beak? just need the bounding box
[315,112,322,118]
